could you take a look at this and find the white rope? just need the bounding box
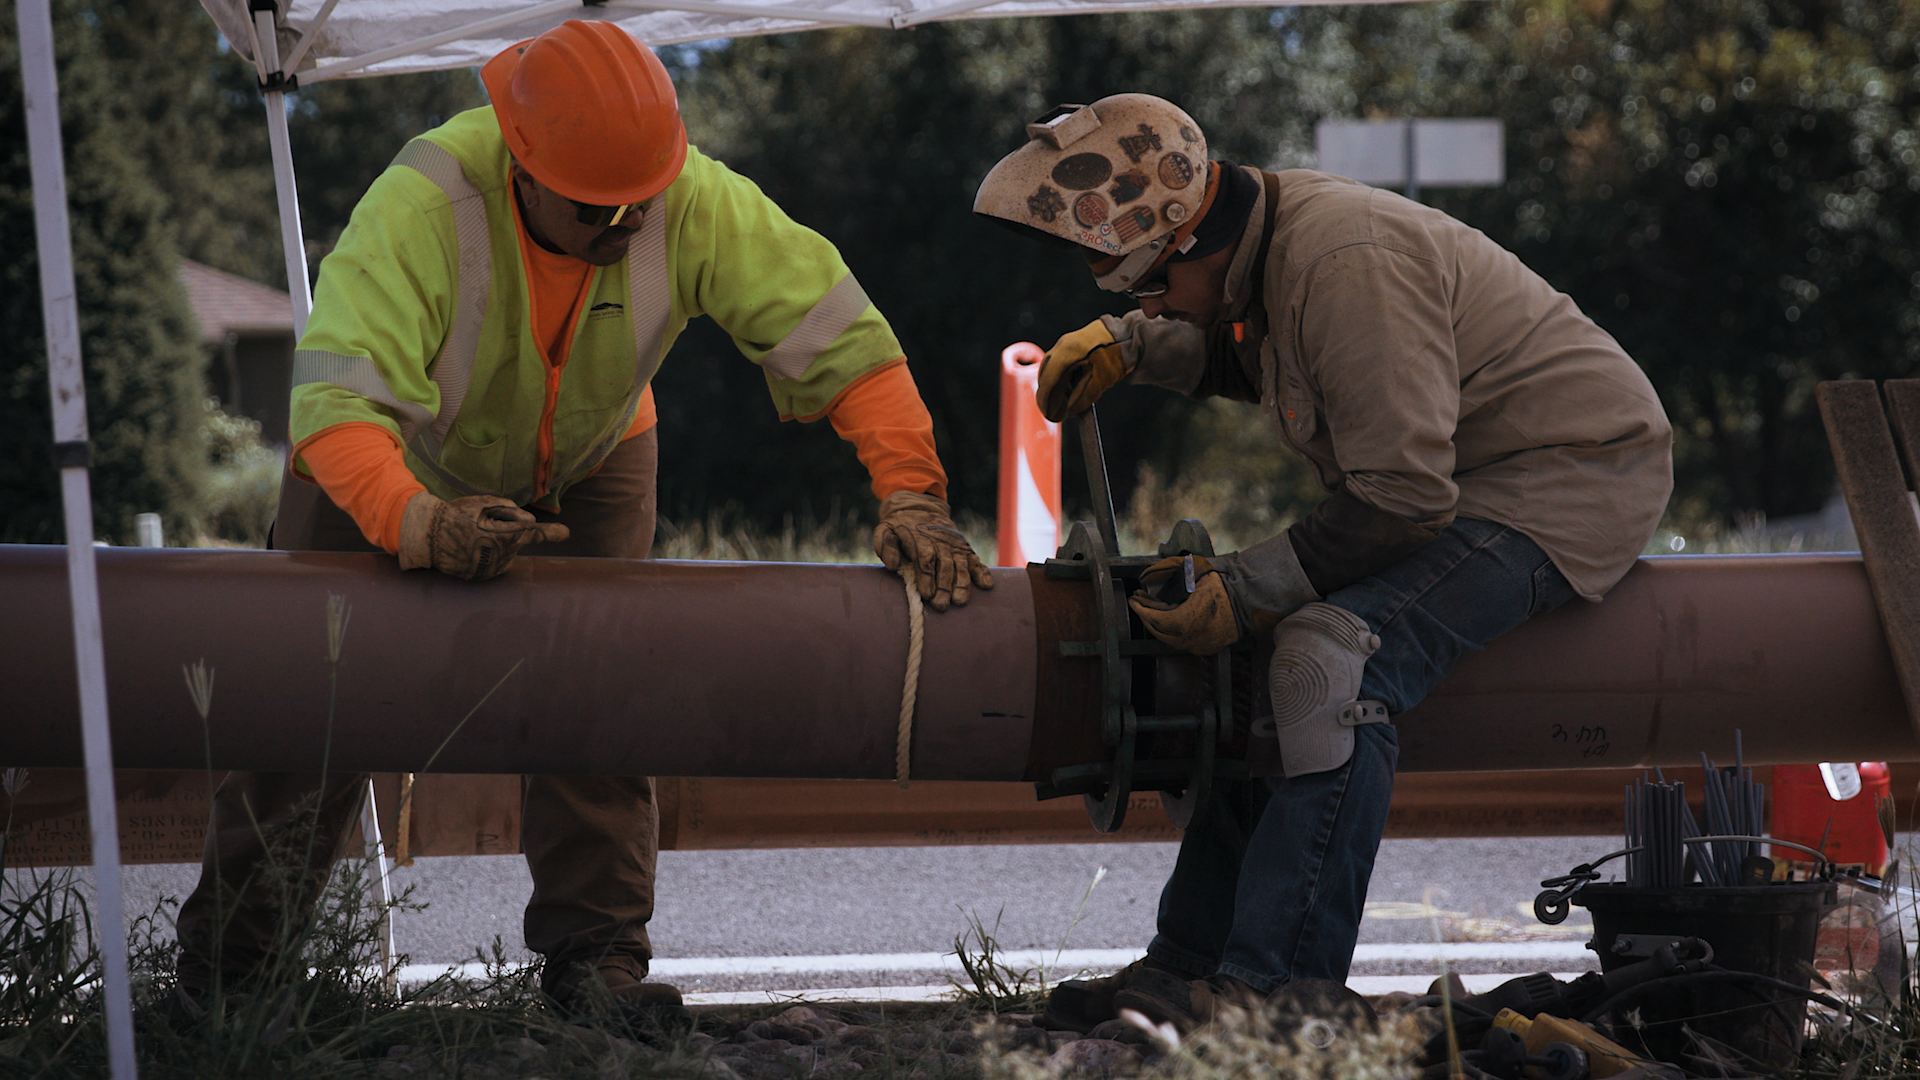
[896,568,924,790]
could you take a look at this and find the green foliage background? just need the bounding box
[1341,0,1920,523]
[1,1,207,544]
[0,0,485,544]
[4,0,1917,544]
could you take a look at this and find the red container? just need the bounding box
[1770,762,1890,872]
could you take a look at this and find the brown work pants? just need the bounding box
[176,431,662,992]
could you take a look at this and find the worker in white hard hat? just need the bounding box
[975,94,1673,1033]
[172,20,991,1030]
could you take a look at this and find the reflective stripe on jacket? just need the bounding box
[290,106,901,507]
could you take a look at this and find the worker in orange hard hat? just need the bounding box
[173,19,991,1029]
[975,95,1673,1034]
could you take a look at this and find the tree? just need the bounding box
[655,12,1333,525]
[85,0,489,290]
[1,2,209,544]
[87,0,281,287]
[285,69,490,265]
[1322,0,1920,523]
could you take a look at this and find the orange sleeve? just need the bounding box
[624,383,657,439]
[827,361,948,501]
[293,423,427,553]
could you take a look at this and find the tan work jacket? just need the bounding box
[1122,168,1672,601]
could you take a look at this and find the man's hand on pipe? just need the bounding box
[1128,554,1243,655]
[873,491,995,611]
[398,493,570,581]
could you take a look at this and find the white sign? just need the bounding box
[1315,119,1505,189]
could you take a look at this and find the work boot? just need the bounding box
[1111,969,1267,1034]
[1043,957,1190,1033]
[543,958,692,1038]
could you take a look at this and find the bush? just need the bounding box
[192,399,282,549]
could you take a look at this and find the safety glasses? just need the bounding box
[571,199,642,228]
[1123,265,1170,300]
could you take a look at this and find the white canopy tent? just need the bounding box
[201,0,1395,79]
[25,0,1394,1073]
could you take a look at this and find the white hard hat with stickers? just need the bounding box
[974,94,1212,294]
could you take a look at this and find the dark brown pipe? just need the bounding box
[2,547,1915,776]
[1,547,1037,778]
[1392,553,1920,770]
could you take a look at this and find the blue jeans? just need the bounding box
[1146,518,1577,992]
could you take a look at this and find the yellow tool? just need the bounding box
[1492,1008,1645,1079]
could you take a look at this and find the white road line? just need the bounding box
[683,973,1598,1007]
[393,941,1594,987]
[685,985,957,1006]
[1352,941,1593,962]
[652,948,1142,976]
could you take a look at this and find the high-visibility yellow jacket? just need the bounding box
[290,106,904,509]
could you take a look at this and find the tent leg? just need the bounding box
[15,0,138,1075]
[254,8,312,336]
[358,779,399,995]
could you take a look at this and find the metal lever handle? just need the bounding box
[1077,407,1121,557]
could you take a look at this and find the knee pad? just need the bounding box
[1265,602,1388,778]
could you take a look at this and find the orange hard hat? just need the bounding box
[483,21,688,207]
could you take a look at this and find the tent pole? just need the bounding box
[15,0,138,1075]
[253,4,311,336]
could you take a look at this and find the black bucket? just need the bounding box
[1573,881,1835,1069]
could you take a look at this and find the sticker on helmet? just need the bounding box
[1118,124,1163,164]
[1180,125,1200,145]
[1077,225,1125,254]
[1158,153,1195,190]
[1112,206,1158,244]
[1027,185,1067,223]
[1051,152,1114,190]
[1108,171,1149,205]
[1073,193,1109,228]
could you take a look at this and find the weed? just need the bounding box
[950,908,1048,1014]
[1047,865,1109,983]
[0,866,101,1062]
[949,865,1111,1015]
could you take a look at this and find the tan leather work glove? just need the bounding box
[1127,554,1241,656]
[872,491,995,612]
[1037,319,1130,422]
[397,492,570,582]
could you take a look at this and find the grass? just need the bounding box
[0,849,1428,1080]
[9,812,1920,1078]
[949,910,1048,1015]
[948,867,1112,1016]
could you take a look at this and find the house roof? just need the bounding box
[179,259,295,342]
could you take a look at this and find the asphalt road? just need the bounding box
[54,834,1615,993]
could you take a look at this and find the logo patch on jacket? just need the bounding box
[588,301,624,321]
